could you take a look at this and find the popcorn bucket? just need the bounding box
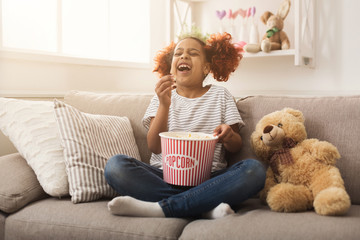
[159,132,218,186]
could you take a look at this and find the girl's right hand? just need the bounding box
[155,75,176,108]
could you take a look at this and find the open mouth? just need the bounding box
[177,64,191,72]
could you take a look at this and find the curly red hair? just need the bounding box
[153,32,242,82]
[153,42,176,77]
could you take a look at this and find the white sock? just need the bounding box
[202,203,235,219]
[108,196,165,218]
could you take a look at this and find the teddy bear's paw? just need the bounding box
[281,41,290,50]
[261,39,271,53]
[314,187,351,216]
[244,43,261,53]
[267,183,313,213]
[311,140,340,165]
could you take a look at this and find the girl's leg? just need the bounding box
[108,196,166,217]
[201,202,235,219]
[159,159,266,218]
[105,154,189,217]
[108,197,236,219]
[105,156,266,218]
[104,154,188,201]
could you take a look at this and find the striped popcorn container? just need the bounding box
[159,132,218,186]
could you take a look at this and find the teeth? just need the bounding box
[178,64,191,71]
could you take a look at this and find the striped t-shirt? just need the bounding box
[142,84,244,172]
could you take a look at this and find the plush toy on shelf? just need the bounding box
[250,108,351,216]
[260,0,291,52]
[244,0,291,53]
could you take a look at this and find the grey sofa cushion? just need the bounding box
[0,211,5,240]
[179,198,360,240]
[5,198,190,240]
[0,153,48,213]
[234,95,360,204]
[64,91,153,163]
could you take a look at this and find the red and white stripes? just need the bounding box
[160,134,217,186]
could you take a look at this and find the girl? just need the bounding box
[104,32,266,219]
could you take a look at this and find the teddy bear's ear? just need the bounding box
[260,11,273,24]
[283,108,304,122]
[277,0,291,20]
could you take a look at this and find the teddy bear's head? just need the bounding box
[260,0,291,32]
[251,108,307,161]
[258,0,291,52]
[261,12,284,32]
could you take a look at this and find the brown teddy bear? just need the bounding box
[260,0,291,52]
[250,108,351,216]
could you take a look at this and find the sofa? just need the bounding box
[0,90,359,240]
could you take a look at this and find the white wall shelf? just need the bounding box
[243,49,295,58]
[171,0,315,68]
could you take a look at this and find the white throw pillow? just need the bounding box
[53,100,141,203]
[0,98,69,197]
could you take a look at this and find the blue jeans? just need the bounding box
[104,154,266,218]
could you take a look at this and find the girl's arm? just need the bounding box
[213,124,242,153]
[147,106,169,154]
[147,75,176,154]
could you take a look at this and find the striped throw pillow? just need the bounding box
[54,100,141,203]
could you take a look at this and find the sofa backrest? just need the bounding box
[64,91,153,163]
[235,95,360,204]
[65,91,360,204]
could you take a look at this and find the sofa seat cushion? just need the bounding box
[5,198,191,240]
[179,199,360,240]
[235,95,360,204]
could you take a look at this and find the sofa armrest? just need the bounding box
[0,153,48,213]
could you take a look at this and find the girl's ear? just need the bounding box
[203,63,210,75]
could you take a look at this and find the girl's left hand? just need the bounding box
[213,124,242,153]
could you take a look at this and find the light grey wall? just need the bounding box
[1,0,360,156]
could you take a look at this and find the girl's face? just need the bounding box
[170,38,209,88]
